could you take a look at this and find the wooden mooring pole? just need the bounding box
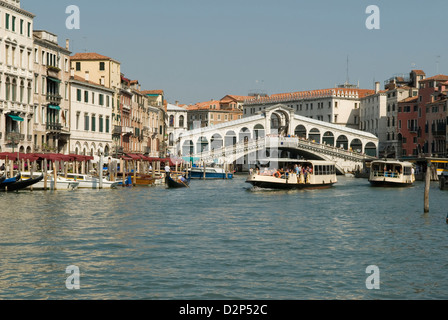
[424,160,431,213]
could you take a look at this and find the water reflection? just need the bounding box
[1,176,448,299]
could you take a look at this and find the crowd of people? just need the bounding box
[250,163,314,181]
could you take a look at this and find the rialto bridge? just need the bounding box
[175,104,379,173]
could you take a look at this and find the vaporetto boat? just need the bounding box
[246,159,337,190]
[368,160,415,187]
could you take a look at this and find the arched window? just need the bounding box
[179,115,184,128]
[12,79,17,102]
[5,77,11,101]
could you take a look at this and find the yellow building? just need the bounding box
[70,52,121,153]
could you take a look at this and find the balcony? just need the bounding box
[112,126,122,135]
[432,124,446,136]
[46,123,63,132]
[46,93,63,105]
[47,66,61,78]
[122,126,133,136]
[6,132,25,142]
[432,129,447,136]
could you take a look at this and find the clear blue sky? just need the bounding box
[24,0,448,105]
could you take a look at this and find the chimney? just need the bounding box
[375,82,380,93]
[175,101,179,105]
[85,71,89,82]
[66,39,70,50]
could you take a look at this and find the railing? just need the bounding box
[46,123,62,132]
[191,136,377,163]
[371,171,401,178]
[46,93,63,104]
[113,126,122,134]
[6,132,25,142]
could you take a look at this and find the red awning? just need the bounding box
[124,153,144,160]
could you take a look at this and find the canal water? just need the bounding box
[1,175,447,300]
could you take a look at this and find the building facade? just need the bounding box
[167,103,188,156]
[69,75,114,158]
[243,86,374,130]
[33,30,71,154]
[0,0,34,153]
[70,52,121,154]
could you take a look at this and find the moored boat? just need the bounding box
[0,173,44,192]
[368,160,415,187]
[189,164,233,179]
[0,173,21,189]
[21,172,79,190]
[246,158,337,190]
[63,173,119,189]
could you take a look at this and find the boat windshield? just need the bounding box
[371,162,408,178]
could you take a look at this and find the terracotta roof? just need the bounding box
[220,95,254,102]
[411,70,426,75]
[399,96,419,103]
[72,75,103,87]
[419,74,448,82]
[142,90,164,95]
[71,52,115,61]
[188,100,221,110]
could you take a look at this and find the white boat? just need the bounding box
[189,164,233,179]
[21,172,79,190]
[369,160,415,187]
[62,173,119,189]
[246,158,337,189]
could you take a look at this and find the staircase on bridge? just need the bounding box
[190,136,377,174]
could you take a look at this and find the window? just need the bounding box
[99,116,104,132]
[76,62,81,71]
[91,115,96,132]
[27,22,31,37]
[76,112,80,130]
[84,113,89,131]
[106,117,110,133]
[20,19,23,35]
[99,94,104,106]
[99,62,105,71]
[84,90,89,103]
[5,13,10,30]
[77,89,82,102]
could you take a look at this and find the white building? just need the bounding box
[243,86,374,130]
[166,103,187,156]
[359,71,423,157]
[0,0,35,153]
[69,74,114,158]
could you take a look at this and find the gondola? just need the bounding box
[0,173,21,189]
[165,174,190,189]
[0,173,44,192]
[0,175,6,184]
